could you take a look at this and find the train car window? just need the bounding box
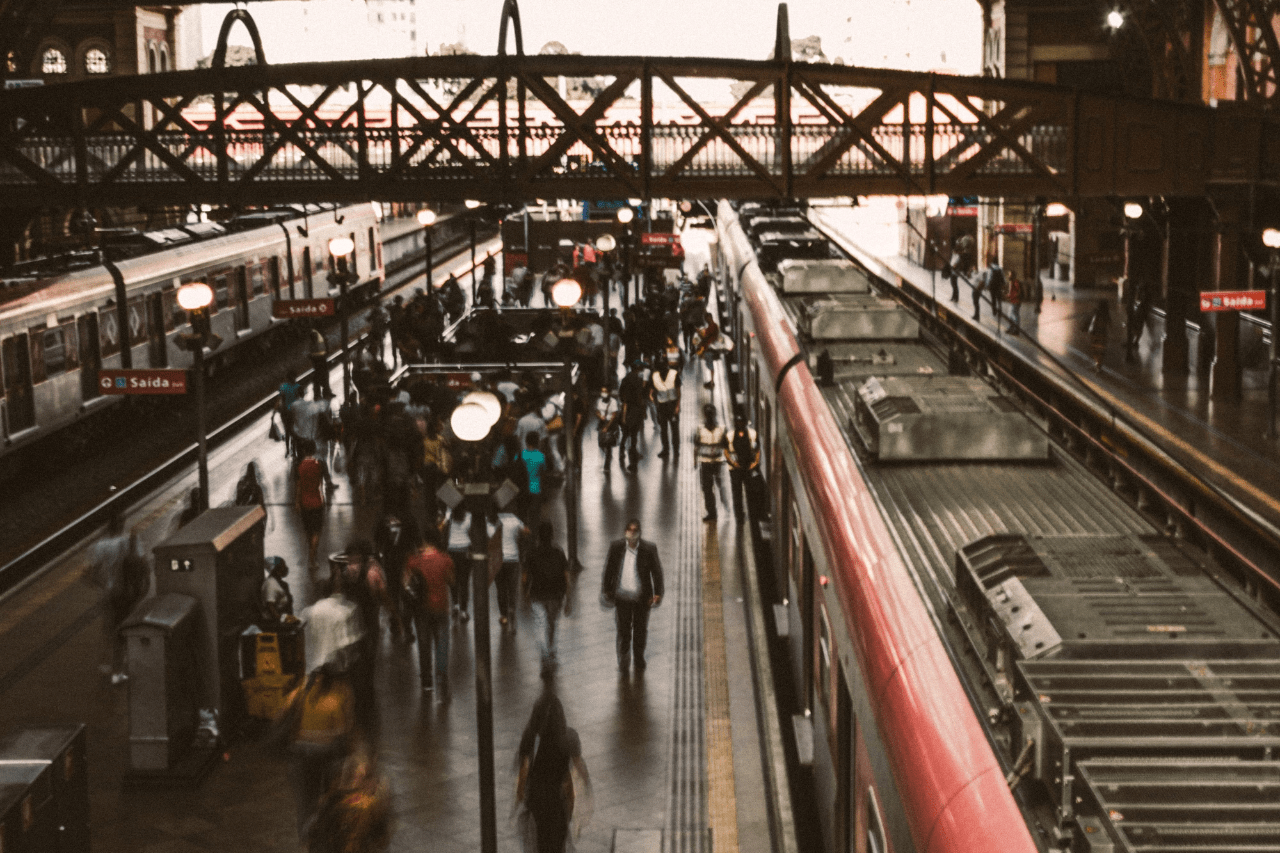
[162,287,178,332]
[368,227,378,270]
[866,788,887,853]
[213,273,230,311]
[99,309,120,356]
[836,665,856,853]
[127,296,146,346]
[29,327,47,382]
[818,602,831,719]
[802,541,816,714]
[146,294,167,368]
[2,335,36,432]
[267,257,282,300]
[349,232,358,276]
[78,314,101,401]
[250,262,265,297]
[63,320,79,370]
[234,268,250,331]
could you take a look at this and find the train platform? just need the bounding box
[0,234,790,853]
[813,204,1280,537]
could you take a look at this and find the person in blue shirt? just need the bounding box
[520,432,547,524]
[277,370,302,456]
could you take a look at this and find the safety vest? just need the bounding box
[697,425,725,463]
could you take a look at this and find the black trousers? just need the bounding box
[655,402,679,453]
[615,598,652,665]
[699,461,722,518]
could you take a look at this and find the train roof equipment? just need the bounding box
[775,258,872,294]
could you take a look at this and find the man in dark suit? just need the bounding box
[600,518,664,674]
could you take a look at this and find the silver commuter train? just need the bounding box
[0,202,383,456]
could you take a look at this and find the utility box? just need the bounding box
[123,593,200,772]
[0,762,57,853]
[153,505,266,728]
[0,726,89,852]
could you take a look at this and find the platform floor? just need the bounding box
[0,235,780,852]
[814,204,1280,537]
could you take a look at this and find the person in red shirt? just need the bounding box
[404,530,454,698]
[294,438,329,572]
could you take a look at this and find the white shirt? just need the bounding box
[448,514,472,552]
[596,395,619,424]
[617,542,641,600]
[302,594,362,673]
[652,368,680,404]
[498,513,524,563]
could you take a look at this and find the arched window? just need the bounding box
[158,45,168,72]
[147,45,157,74]
[41,47,68,75]
[84,47,110,75]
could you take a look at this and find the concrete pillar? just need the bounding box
[1160,209,1189,381]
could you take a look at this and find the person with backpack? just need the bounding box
[515,689,592,853]
[235,461,268,525]
[724,414,760,522]
[404,532,453,696]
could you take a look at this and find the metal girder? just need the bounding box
[1213,0,1280,102]
[0,54,1277,208]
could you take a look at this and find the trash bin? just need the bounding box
[0,761,57,853]
[327,551,350,582]
[123,593,200,772]
[0,726,88,852]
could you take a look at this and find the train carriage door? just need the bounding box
[234,267,250,331]
[301,247,313,298]
[2,334,35,433]
[78,314,101,400]
[147,293,167,367]
[801,541,816,714]
[837,664,857,853]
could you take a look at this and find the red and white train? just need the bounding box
[720,200,1280,853]
[0,202,383,457]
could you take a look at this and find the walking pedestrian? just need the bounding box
[595,386,621,473]
[515,689,592,853]
[600,518,663,675]
[948,245,961,302]
[650,357,681,460]
[724,414,760,522]
[308,324,332,399]
[307,741,391,853]
[496,509,529,633]
[692,312,720,389]
[294,438,330,573]
[404,531,453,697]
[444,506,474,623]
[282,664,355,839]
[88,510,145,684]
[279,370,303,456]
[520,433,548,524]
[375,513,414,643]
[1086,299,1111,372]
[523,521,570,675]
[618,361,647,472]
[695,404,727,522]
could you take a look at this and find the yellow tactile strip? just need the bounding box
[703,508,739,853]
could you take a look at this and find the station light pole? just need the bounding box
[176,281,219,513]
[595,232,617,386]
[327,236,358,402]
[446,392,511,853]
[552,277,582,569]
[1264,227,1280,439]
[617,205,635,308]
[466,200,483,301]
[417,208,436,290]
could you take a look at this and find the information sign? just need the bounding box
[272,298,335,319]
[640,232,680,246]
[99,369,188,395]
[1199,290,1266,312]
[993,222,1034,234]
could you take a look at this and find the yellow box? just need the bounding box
[242,673,298,720]
[255,633,282,675]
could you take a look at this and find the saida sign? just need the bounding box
[98,369,188,395]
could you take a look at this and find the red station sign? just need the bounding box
[272,298,336,319]
[640,232,680,246]
[98,369,188,395]
[993,222,1034,234]
[1199,290,1267,312]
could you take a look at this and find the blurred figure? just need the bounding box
[444,506,474,622]
[515,689,592,853]
[282,664,355,839]
[617,361,648,473]
[176,487,202,529]
[595,386,621,473]
[308,324,332,399]
[374,513,414,643]
[235,461,267,522]
[1086,300,1111,372]
[495,508,529,633]
[724,414,760,522]
[294,438,330,573]
[404,531,453,697]
[695,405,727,522]
[650,356,681,460]
[600,518,663,675]
[89,510,144,685]
[522,521,570,676]
[520,433,548,524]
[308,740,391,853]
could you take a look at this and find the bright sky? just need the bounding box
[197,0,981,73]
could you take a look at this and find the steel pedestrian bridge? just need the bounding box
[1,33,1277,208]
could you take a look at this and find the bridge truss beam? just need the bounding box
[0,54,1277,208]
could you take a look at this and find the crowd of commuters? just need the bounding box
[90,250,761,853]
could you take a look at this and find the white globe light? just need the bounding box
[1106,9,1125,29]
[177,281,214,311]
[451,402,493,441]
[1045,202,1070,217]
[417,209,436,227]
[616,207,635,224]
[595,233,617,253]
[461,390,502,427]
[465,199,483,209]
[328,236,355,257]
[1123,202,1143,220]
[1262,228,1280,249]
[551,278,582,308]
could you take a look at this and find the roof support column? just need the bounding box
[1210,198,1244,400]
